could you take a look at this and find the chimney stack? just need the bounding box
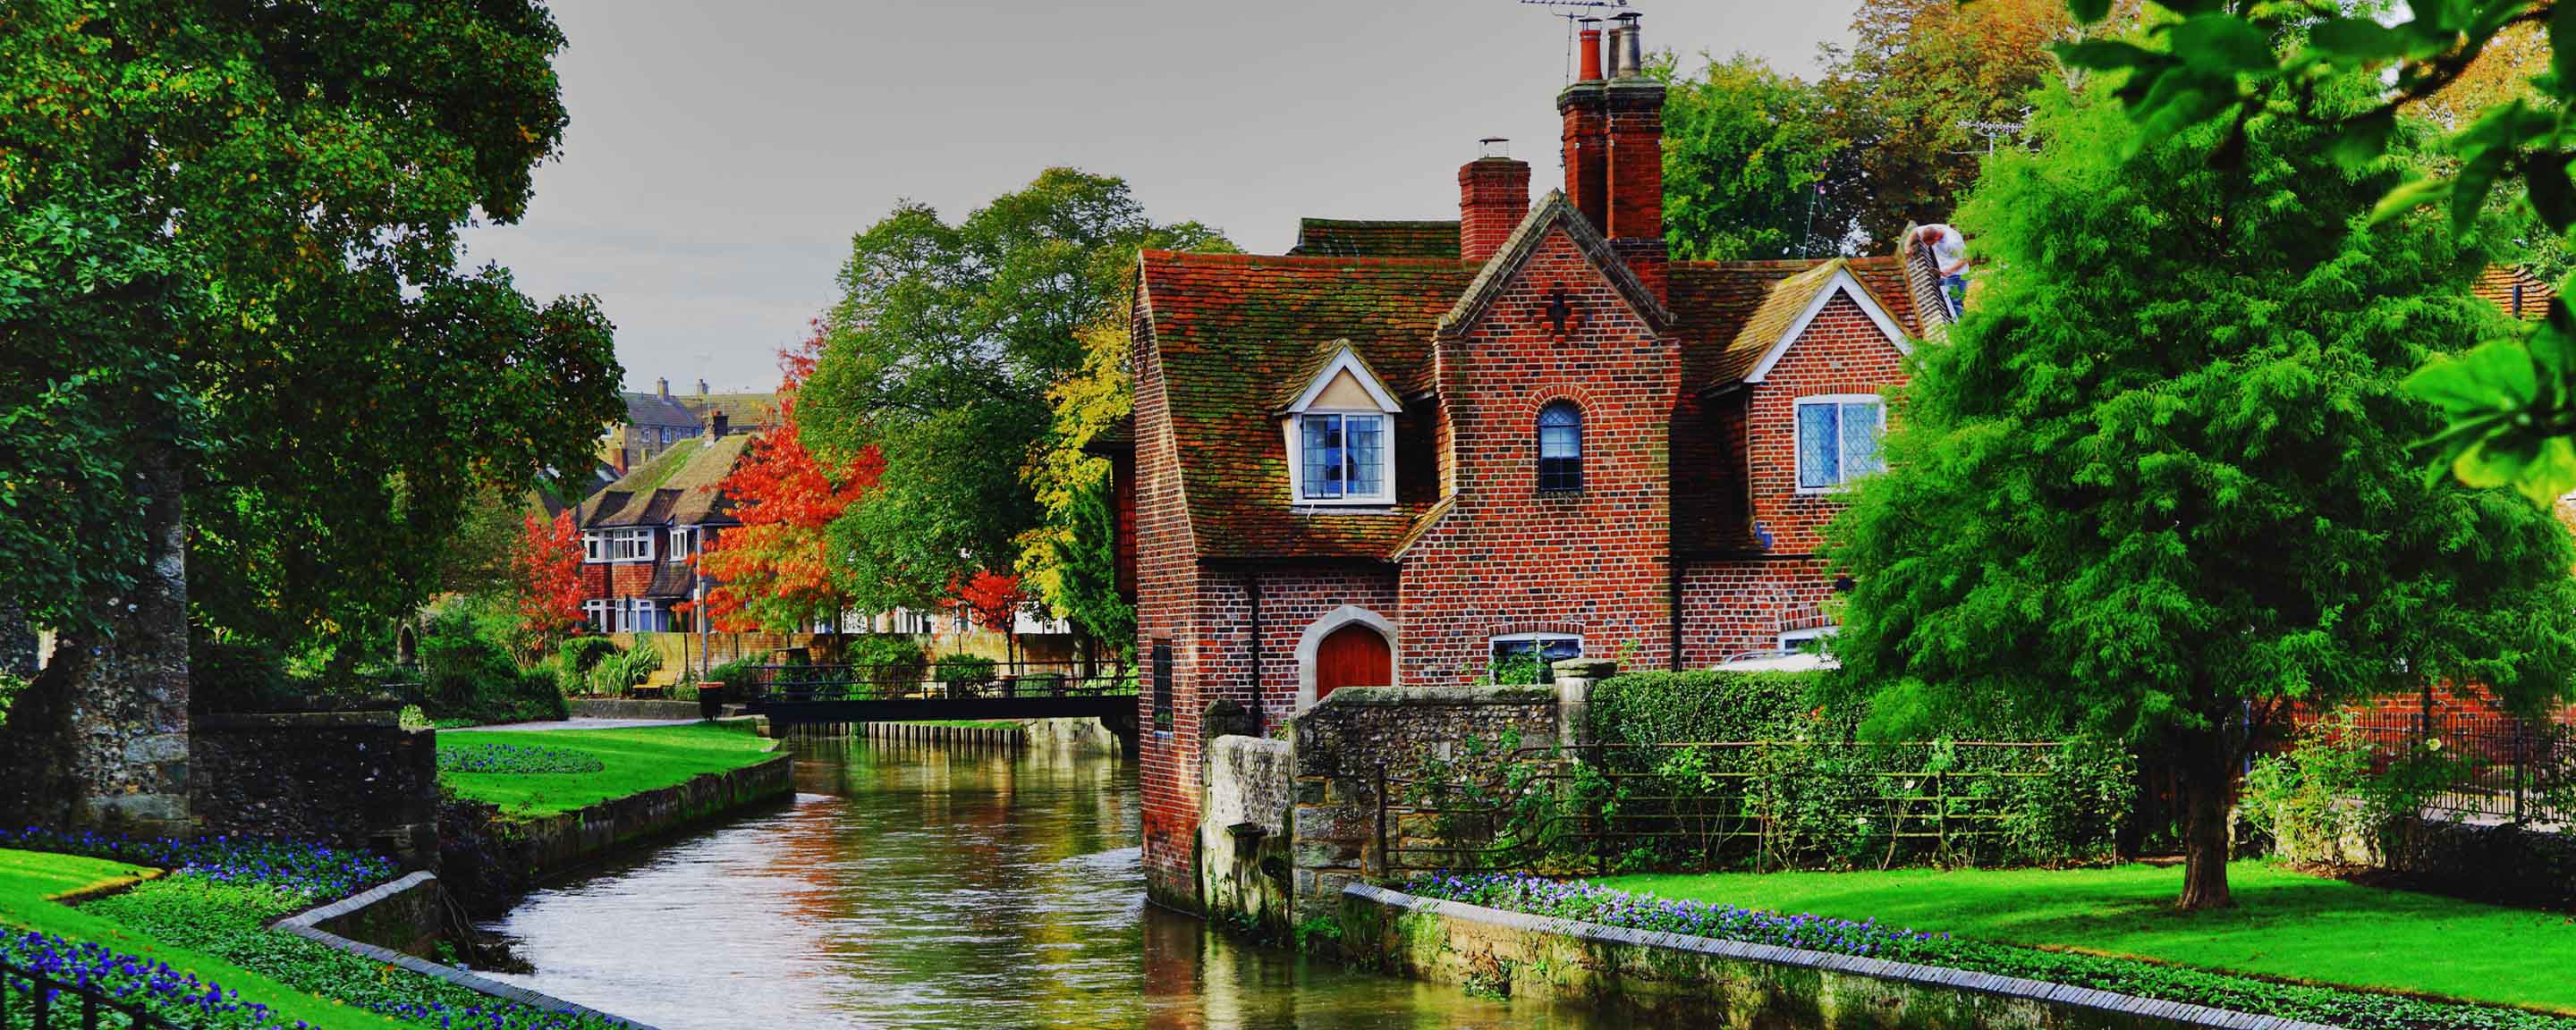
[1559,18,1612,233]
[1560,13,1665,300]
[657,376,670,400]
[1460,139,1530,266]
[707,410,730,439]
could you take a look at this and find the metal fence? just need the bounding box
[744,659,1135,704]
[1376,739,2080,877]
[1,957,177,1029]
[2309,709,2576,825]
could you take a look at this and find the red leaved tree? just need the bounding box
[697,330,885,636]
[951,568,1029,663]
[511,510,587,654]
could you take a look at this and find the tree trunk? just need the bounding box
[2176,724,2235,910]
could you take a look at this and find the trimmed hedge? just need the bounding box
[1585,670,1829,745]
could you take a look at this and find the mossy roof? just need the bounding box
[578,433,754,529]
[1287,218,1462,259]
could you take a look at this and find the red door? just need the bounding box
[1315,624,1393,702]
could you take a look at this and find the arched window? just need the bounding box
[1538,401,1582,492]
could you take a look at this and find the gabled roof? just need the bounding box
[1699,258,1912,391]
[1439,190,1673,337]
[1275,341,1403,414]
[1288,219,1462,259]
[682,392,781,428]
[621,392,697,429]
[2475,265,2555,321]
[1136,250,1469,561]
[578,433,755,529]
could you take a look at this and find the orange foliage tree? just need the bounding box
[511,510,587,653]
[694,330,885,634]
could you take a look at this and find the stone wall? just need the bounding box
[1199,735,1294,933]
[1284,683,1560,926]
[1338,884,2332,1030]
[193,711,439,868]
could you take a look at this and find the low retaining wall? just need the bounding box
[194,711,439,868]
[1199,735,1293,933]
[1337,884,2334,1030]
[277,873,657,1029]
[504,752,794,882]
[1021,717,1119,754]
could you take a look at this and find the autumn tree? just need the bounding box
[800,169,1230,612]
[699,338,886,635]
[1829,74,2576,910]
[510,511,587,654]
[1017,308,1137,658]
[951,569,1030,663]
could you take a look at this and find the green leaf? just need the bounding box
[2552,1,2576,90]
[2308,19,2409,65]
[2368,174,2453,225]
[2064,0,2113,21]
[2171,14,2277,74]
[2405,340,2541,415]
[2056,38,2157,72]
[2327,110,2395,169]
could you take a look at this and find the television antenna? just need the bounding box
[1520,0,1634,83]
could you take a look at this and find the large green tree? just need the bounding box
[1657,53,1850,260]
[800,168,1226,614]
[1827,75,2576,909]
[1,1,615,737]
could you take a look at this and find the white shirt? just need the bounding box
[1919,224,1966,275]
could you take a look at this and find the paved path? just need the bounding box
[446,717,698,733]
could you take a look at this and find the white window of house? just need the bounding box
[1779,626,1838,654]
[1488,633,1581,685]
[631,599,657,634]
[608,528,654,562]
[667,526,698,562]
[584,599,611,634]
[582,531,609,563]
[1794,395,1885,492]
[1284,345,1402,506]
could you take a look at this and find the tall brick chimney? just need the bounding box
[1559,19,1609,233]
[1459,139,1530,266]
[1604,13,1668,300]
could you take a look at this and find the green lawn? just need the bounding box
[1603,861,2576,1012]
[0,849,404,1029]
[441,720,779,815]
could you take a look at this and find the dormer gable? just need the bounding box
[1740,263,1909,384]
[1279,342,1402,416]
[1437,190,1674,340]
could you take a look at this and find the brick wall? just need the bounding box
[1741,291,1908,555]
[1131,306,1208,908]
[1400,226,1676,683]
[1677,558,1839,667]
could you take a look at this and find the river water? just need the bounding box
[477,736,1631,1029]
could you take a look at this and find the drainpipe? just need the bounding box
[1668,556,1683,671]
[1248,574,1266,736]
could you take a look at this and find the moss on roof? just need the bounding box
[1288,218,1462,259]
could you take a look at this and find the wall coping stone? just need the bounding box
[200,711,403,730]
[1343,883,2342,1030]
[1307,684,1555,710]
[276,872,660,1030]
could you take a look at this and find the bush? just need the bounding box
[847,634,928,694]
[2241,714,2470,865]
[936,653,998,696]
[708,656,764,694]
[557,636,620,676]
[584,646,663,697]
[0,670,23,726]
[417,608,566,724]
[1586,670,1831,745]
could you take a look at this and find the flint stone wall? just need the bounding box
[1199,734,1294,931]
[193,711,438,868]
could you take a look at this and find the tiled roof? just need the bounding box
[621,393,697,428]
[682,392,781,428]
[578,433,755,528]
[2474,266,2555,321]
[1287,218,1462,259]
[1443,191,1672,336]
[1138,250,1470,560]
[1682,256,1919,390]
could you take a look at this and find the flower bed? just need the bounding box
[2,831,627,1029]
[1403,872,2574,1030]
[436,743,606,776]
[0,930,303,1029]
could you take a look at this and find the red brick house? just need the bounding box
[575,429,753,635]
[1116,17,1944,906]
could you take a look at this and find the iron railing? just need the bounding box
[2308,711,2576,825]
[1374,740,2086,878]
[1,957,178,1029]
[743,660,1135,704]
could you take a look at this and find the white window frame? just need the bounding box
[1288,411,1394,506]
[1487,632,1583,684]
[582,531,609,563]
[667,525,699,563]
[583,599,611,634]
[1792,394,1887,494]
[628,598,657,634]
[605,527,655,562]
[1779,626,1838,653]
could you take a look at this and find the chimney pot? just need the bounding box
[1576,18,1604,82]
[657,376,670,400]
[1610,13,1643,79]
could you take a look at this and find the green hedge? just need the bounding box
[419,609,566,724]
[1584,670,1832,745]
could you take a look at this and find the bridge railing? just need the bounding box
[744,660,1136,704]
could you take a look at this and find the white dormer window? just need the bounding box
[1284,343,1402,507]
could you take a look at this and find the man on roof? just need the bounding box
[1911,223,1969,319]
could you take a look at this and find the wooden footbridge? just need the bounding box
[736,660,1140,749]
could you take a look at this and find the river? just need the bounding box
[476,735,1631,1029]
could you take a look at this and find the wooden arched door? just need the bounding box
[1314,623,1393,702]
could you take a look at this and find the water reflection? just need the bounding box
[477,736,1624,1029]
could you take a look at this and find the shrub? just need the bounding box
[936,653,998,696]
[0,670,21,726]
[1586,670,1830,745]
[558,636,621,676]
[189,638,300,713]
[2241,714,2471,865]
[708,656,764,694]
[585,646,663,697]
[848,634,928,694]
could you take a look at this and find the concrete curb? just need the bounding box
[276,873,660,1030]
[1343,884,2344,1030]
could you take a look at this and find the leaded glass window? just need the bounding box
[1298,412,1389,502]
[1795,397,1884,490]
[1538,401,1582,492]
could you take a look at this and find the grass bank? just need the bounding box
[0,848,406,1029]
[440,719,777,815]
[1601,860,2576,1013]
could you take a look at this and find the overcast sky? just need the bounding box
[458,1,1861,394]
